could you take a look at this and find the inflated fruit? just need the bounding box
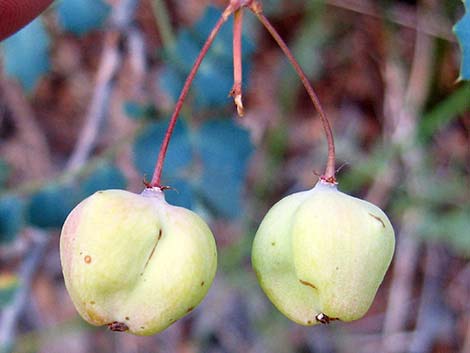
[60,187,217,335]
[252,180,395,325]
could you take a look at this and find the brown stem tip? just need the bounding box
[315,313,339,324]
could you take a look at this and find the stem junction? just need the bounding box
[150,0,336,188]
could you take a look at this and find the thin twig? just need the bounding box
[150,4,237,187]
[381,3,436,351]
[249,1,336,181]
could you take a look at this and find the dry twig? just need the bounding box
[65,0,139,173]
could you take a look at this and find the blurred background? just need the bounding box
[0,0,469,352]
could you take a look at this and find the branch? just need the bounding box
[249,1,336,181]
[150,4,235,187]
[326,0,454,42]
[380,4,437,351]
[65,0,139,173]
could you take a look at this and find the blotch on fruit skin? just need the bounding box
[90,301,95,305]
[368,213,385,228]
[201,281,205,286]
[186,307,194,313]
[125,316,130,320]
[299,279,316,289]
[84,255,92,264]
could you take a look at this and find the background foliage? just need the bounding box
[0,0,469,353]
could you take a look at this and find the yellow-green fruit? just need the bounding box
[60,188,217,335]
[252,180,395,325]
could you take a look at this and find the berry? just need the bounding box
[60,188,217,335]
[252,180,395,325]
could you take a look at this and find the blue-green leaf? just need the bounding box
[192,6,255,59]
[80,163,127,197]
[171,30,201,72]
[57,0,111,35]
[196,119,253,218]
[133,119,192,181]
[455,0,470,80]
[157,66,184,103]
[164,178,194,209]
[0,159,11,188]
[123,101,157,120]
[0,195,24,244]
[192,6,233,59]
[2,18,50,91]
[158,6,254,109]
[27,185,78,229]
[193,59,233,107]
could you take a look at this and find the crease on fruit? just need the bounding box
[299,279,317,289]
[141,229,162,275]
[368,213,385,228]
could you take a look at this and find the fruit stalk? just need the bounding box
[151,4,236,187]
[249,1,336,181]
[230,8,244,116]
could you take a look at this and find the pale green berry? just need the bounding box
[60,188,217,335]
[252,180,395,325]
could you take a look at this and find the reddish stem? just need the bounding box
[249,1,336,181]
[150,5,235,187]
[230,9,244,116]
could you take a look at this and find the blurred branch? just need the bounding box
[376,3,437,351]
[326,0,454,41]
[0,76,52,180]
[381,211,421,343]
[408,245,453,353]
[0,124,143,199]
[127,27,147,97]
[65,0,139,173]
[0,229,48,353]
